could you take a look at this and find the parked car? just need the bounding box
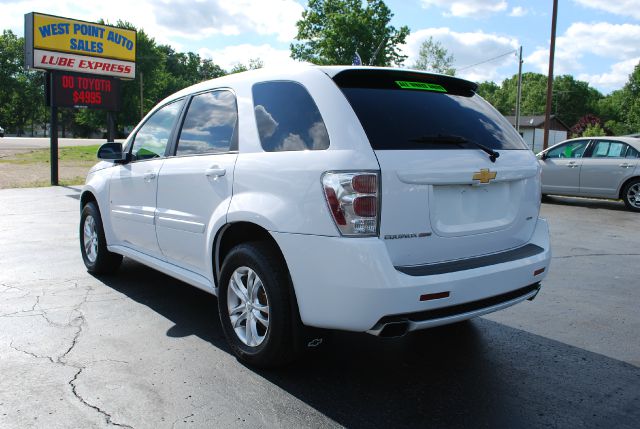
[537,136,640,211]
[79,66,551,367]
[0,126,4,137]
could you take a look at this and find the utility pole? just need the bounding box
[515,46,523,133]
[543,0,558,151]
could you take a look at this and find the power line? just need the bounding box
[456,49,518,72]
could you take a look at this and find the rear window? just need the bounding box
[333,70,527,151]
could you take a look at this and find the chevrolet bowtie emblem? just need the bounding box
[472,168,497,184]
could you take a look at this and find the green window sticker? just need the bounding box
[395,81,447,93]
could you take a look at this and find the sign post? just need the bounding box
[24,12,136,185]
[48,72,58,185]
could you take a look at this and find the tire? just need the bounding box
[218,241,303,368]
[621,178,640,212]
[80,202,122,274]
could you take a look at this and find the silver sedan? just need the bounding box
[537,136,640,211]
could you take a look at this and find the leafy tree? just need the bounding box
[477,72,605,131]
[477,73,548,116]
[0,30,47,135]
[230,58,265,74]
[594,61,640,135]
[199,59,226,81]
[582,123,605,137]
[551,75,602,127]
[291,0,410,66]
[619,62,640,133]
[78,21,227,134]
[412,37,455,75]
[570,114,609,137]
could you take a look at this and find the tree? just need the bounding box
[412,37,455,75]
[0,30,47,135]
[229,58,265,74]
[595,61,640,135]
[582,123,605,137]
[476,72,606,131]
[571,114,609,137]
[291,0,410,66]
[551,75,602,127]
[619,61,640,133]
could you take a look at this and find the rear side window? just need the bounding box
[176,90,238,155]
[333,70,527,151]
[252,81,329,152]
[591,140,626,158]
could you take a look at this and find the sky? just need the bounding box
[2,0,639,94]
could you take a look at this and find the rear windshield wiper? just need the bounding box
[409,134,500,162]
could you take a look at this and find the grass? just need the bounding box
[0,145,100,164]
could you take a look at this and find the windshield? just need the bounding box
[334,72,527,151]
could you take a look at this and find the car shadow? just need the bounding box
[95,259,640,429]
[542,195,627,211]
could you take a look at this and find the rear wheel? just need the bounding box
[622,178,640,212]
[218,242,303,368]
[80,202,122,274]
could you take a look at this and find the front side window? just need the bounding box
[176,90,238,156]
[252,81,329,152]
[131,99,184,160]
[546,140,589,159]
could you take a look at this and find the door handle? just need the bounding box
[619,163,632,168]
[566,162,578,168]
[143,171,157,182]
[205,166,226,178]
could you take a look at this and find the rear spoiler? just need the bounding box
[329,68,478,96]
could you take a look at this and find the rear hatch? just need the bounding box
[332,69,541,267]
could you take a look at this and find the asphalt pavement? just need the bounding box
[0,187,638,428]
[0,137,123,158]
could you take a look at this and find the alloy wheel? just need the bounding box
[627,183,640,209]
[227,266,270,347]
[83,215,98,263]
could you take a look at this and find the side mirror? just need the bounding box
[537,152,547,160]
[97,142,131,164]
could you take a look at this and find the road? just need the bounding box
[0,137,124,158]
[0,188,638,428]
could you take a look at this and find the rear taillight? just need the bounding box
[322,171,379,236]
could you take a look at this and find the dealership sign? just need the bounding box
[46,71,121,110]
[25,13,136,79]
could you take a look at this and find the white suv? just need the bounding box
[80,66,551,367]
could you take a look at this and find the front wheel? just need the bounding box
[622,178,640,212]
[80,202,122,274]
[218,242,302,368]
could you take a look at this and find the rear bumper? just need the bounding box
[272,218,551,332]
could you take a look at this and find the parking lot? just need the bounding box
[0,186,638,428]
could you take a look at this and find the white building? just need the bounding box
[505,115,570,153]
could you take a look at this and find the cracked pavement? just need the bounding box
[0,187,639,428]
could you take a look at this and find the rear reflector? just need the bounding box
[534,267,545,276]
[324,187,346,225]
[420,291,450,301]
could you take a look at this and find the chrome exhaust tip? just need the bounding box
[377,321,410,338]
